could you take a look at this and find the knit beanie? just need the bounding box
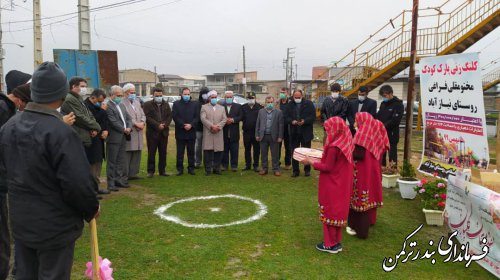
[30,62,68,104]
[5,70,32,93]
[12,84,32,103]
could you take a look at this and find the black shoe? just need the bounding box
[159,173,169,177]
[97,196,103,200]
[97,189,110,195]
[213,171,222,175]
[254,167,260,172]
[242,166,251,171]
[176,171,183,176]
[305,172,311,177]
[231,168,238,172]
[147,173,154,178]
[108,187,119,192]
[128,176,143,180]
[291,173,299,178]
[188,170,196,175]
[116,182,130,188]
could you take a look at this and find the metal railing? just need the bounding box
[482,67,500,89]
[311,0,499,96]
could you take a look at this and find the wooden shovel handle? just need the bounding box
[90,219,100,280]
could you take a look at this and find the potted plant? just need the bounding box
[397,160,419,199]
[382,161,399,188]
[414,177,447,226]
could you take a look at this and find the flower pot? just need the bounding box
[382,174,399,188]
[397,178,418,199]
[422,209,444,226]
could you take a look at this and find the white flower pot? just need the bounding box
[397,178,418,199]
[382,174,399,188]
[423,209,444,226]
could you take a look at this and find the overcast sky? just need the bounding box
[1,0,499,80]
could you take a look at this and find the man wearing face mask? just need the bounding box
[221,91,243,172]
[143,87,172,177]
[106,85,133,191]
[277,88,292,170]
[287,89,316,177]
[347,86,377,135]
[172,88,199,175]
[0,69,31,279]
[241,92,263,172]
[255,96,284,176]
[195,87,210,168]
[84,89,110,196]
[61,77,101,148]
[320,83,349,143]
[122,83,146,180]
[376,85,404,166]
[200,90,226,175]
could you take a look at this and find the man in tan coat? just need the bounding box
[201,90,227,176]
[122,83,146,180]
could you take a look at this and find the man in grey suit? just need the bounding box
[255,96,284,176]
[106,85,133,191]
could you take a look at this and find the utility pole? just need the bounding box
[33,0,43,68]
[285,48,290,90]
[289,56,294,91]
[78,0,91,50]
[242,45,246,95]
[403,0,419,162]
[0,7,4,93]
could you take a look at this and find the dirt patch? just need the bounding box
[233,271,249,278]
[140,193,160,207]
[225,257,241,269]
[250,243,264,259]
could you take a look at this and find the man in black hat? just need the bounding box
[0,70,31,279]
[347,85,377,135]
[320,83,349,143]
[241,92,263,172]
[0,62,99,279]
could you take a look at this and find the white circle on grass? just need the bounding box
[154,194,268,228]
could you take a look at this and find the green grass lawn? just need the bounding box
[69,128,497,279]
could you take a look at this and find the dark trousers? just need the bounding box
[222,141,239,169]
[204,150,223,173]
[176,139,195,172]
[291,133,312,174]
[243,132,260,168]
[147,133,168,174]
[260,135,280,171]
[278,125,292,166]
[0,194,10,280]
[382,139,399,166]
[15,241,75,280]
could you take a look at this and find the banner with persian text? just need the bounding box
[446,174,499,277]
[418,53,489,178]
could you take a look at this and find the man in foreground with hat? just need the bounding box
[0,70,31,279]
[0,62,100,279]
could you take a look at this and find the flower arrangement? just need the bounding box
[382,161,398,175]
[414,176,447,210]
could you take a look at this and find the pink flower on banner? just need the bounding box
[437,183,445,188]
[419,188,426,194]
[85,257,113,280]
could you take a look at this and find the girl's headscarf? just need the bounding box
[353,112,390,161]
[324,117,354,164]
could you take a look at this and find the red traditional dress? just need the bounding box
[312,117,354,247]
[348,112,390,239]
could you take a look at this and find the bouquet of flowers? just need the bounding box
[414,176,447,210]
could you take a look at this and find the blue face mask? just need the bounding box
[114,97,122,105]
[382,97,390,102]
[182,95,191,102]
[128,93,136,101]
[225,98,233,105]
[210,98,218,105]
[154,96,163,103]
[266,103,274,110]
[94,102,101,108]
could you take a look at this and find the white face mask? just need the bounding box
[294,98,302,104]
[358,96,366,102]
[80,87,88,95]
[248,99,256,105]
[331,92,339,99]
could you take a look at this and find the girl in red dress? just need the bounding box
[302,117,354,253]
[347,112,389,239]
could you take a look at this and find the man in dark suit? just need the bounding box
[221,91,243,171]
[106,85,133,191]
[255,96,284,176]
[172,88,199,176]
[143,87,173,177]
[347,85,377,135]
[287,89,316,177]
[241,92,263,172]
[376,85,404,166]
[277,88,292,170]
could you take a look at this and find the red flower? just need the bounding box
[421,178,428,185]
[440,194,447,199]
[432,172,438,177]
[438,201,446,207]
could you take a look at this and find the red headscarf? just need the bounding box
[353,112,390,160]
[324,117,354,164]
